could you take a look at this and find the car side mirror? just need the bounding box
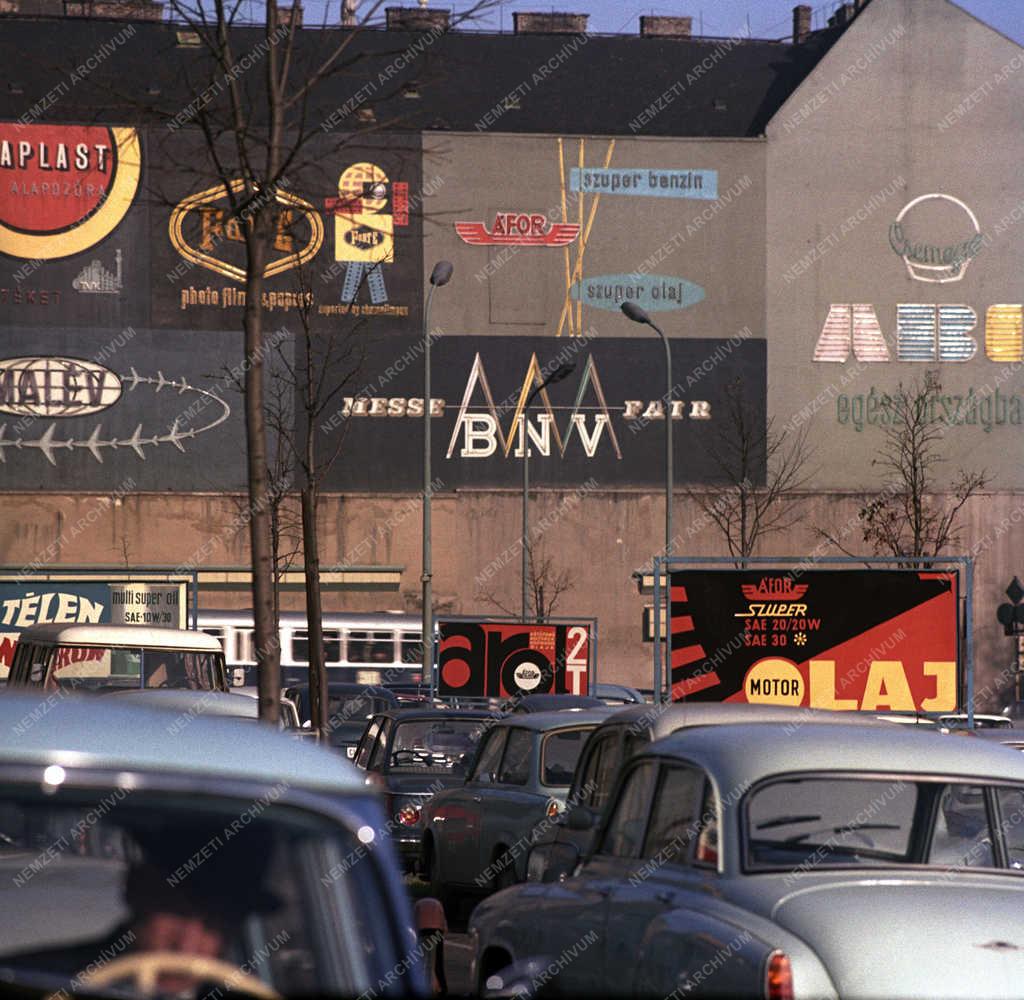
[566,806,596,832]
[526,843,581,883]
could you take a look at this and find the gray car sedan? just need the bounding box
[420,709,614,905]
[0,693,436,998]
[471,721,1024,999]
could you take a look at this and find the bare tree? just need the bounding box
[126,0,495,720]
[687,377,813,564]
[819,377,989,565]
[477,542,574,623]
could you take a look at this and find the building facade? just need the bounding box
[0,0,1021,705]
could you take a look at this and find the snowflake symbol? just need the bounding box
[793,633,808,646]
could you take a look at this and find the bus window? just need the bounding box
[324,630,343,664]
[291,630,310,665]
[401,632,423,664]
[236,629,255,664]
[347,631,395,664]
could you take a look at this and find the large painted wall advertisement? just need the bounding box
[0,122,423,330]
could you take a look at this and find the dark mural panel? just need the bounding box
[0,327,291,491]
[148,130,423,333]
[319,334,766,490]
[0,121,151,330]
[0,123,423,335]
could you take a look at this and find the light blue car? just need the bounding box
[471,721,1024,998]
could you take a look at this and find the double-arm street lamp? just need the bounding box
[422,260,453,683]
[521,362,576,621]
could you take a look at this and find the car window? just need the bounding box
[471,729,507,783]
[599,760,658,859]
[747,776,917,869]
[367,719,391,771]
[497,729,533,786]
[929,784,995,868]
[642,765,704,866]
[996,787,1024,869]
[541,727,592,787]
[354,717,381,769]
[388,719,488,771]
[574,730,621,809]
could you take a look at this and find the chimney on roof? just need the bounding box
[639,15,692,39]
[386,6,450,30]
[792,4,812,43]
[273,2,302,29]
[341,0,357,26]
[828,3,856,27]
[513,11,588,34]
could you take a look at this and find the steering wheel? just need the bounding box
[72,951,281,998]
[391,749,437,766]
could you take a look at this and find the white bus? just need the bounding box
[197,610,425,688]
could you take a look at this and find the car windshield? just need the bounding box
[388,718,487,770]
[324,695,390,747]
[42,648,221,692]
[541,727,594,786]
[0,785,386,998]
[747,776,918,868]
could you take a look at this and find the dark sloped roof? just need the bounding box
[0,15,845,137]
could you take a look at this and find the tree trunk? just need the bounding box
[302,482,327,740]
[244,228,280,725]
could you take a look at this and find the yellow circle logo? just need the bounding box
[744,658,803,705]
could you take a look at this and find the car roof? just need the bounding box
[641,721,1024,788]
[378,708,502,722]
[492,708,617,731]
[514,693,604,710]
[14,624,223,652]
[104,690,258,718]
[0,692,364,792]
[603,702,890,740]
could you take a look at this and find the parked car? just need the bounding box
[471,721,1024,999]
[0,692,437,998]
[420,709,615,904]
[506,693,604,713]
[939,713,1014,730]
[528,702,889,883]
[352,708,500,871]
[7,624,228,692]
[283,682,398,757]
[592,683,646,706]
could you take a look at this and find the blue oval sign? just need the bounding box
[570,274,705,313]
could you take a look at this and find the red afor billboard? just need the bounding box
[668,570,959,711]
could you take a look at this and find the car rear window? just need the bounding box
[747,776,917,868]
[389,719,487,771]
[541,727,593,787]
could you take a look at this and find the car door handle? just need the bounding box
[471,795,482,803]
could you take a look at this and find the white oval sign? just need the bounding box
[513,660,544,691]
[0,356,122,417]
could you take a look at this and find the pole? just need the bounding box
[650,320,673,559]
[422,283,437,685]
[521,412,529,621]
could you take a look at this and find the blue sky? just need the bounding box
[449,0,1024,44]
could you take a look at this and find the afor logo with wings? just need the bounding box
[736,578,809,617]
[455,213,580,247]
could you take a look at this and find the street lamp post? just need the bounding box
[422,261,453,686]
[621,301,673,701]
[621,302,673,557]
[521,363,576,621]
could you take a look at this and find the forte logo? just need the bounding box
[0,123,141,260]
[455,213,580,247]
[169,178,323,282]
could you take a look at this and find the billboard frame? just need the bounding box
[651,555,973,721]
[0,566,200,630]
[431,614,598,703]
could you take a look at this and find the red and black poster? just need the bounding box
[437,619,591,699]
[668,570,959,712]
